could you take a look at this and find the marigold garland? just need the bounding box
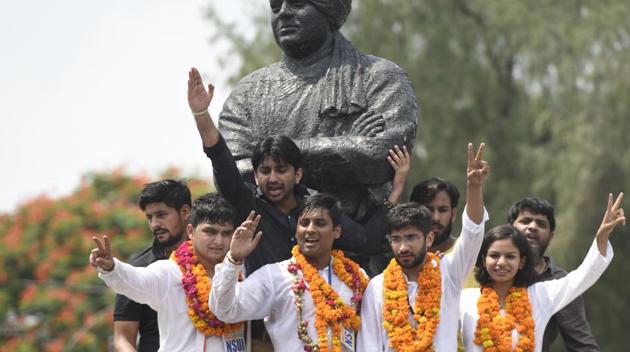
[288,245,369,352]
[170,240,243,336]
[474,286,535,352]
[382,253,441,352]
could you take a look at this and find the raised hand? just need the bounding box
[228,211,263,262]
[387,145,411,205]
[466,143,489,187]
[597,192,625,241]
[187,67,214,114]
[90,235,114,272]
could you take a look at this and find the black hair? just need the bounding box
[297,193,342,226]
[506,197,556,232]
[474,225,537,287]
[138,179,191,211]
[189,193,237,228]
[251,135,303,171]
[385,202,432,237]
[409,177,460,208]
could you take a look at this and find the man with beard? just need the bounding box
[409,177,460,253]
[508,197,600,351]
[218,0,417,223]
[113,179,191,352]
[357,143,489,351]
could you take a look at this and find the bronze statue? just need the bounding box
[219,0,418,221]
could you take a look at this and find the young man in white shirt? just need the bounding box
[357,143,490,351]
[90,193,248,352]
[210,193,370,351]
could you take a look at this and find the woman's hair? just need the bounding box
[474,225,537,287]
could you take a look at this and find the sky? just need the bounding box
[0,0,260,212]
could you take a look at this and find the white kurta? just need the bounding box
[210,256,360,351]
[99,258,234,352]
[357,208,489,351]
[459,240,613,352]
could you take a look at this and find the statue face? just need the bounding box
[269,0,333,59]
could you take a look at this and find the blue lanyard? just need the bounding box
[327,257,332,285]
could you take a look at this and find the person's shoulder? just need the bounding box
[234,62,284,86]
[361,53,408,75]
[128,246,158,267]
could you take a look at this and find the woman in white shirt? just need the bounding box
[459,193,624,352]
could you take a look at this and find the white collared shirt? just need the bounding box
[459,239,613,352]
[357,207,489,351]
[210,256,360,351]
[99,258,232,352]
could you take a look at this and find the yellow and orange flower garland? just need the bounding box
[288,245,369,352]
[382,252,441,352]
[171,240,243,336]
[474,286,535,351]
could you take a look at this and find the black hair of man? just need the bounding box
[385,202,432,237]
[475,225,537,287]
[189,193,237,228]
[251,135,303,171]
[506,197,556,232]
[297,193,342,226]
[409,177,460,208]
[138,179,191,211]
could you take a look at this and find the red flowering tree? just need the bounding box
[0,168,212,351]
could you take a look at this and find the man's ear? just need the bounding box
[426,230,435,248]
[254,171,260,186]
[451,207,458,223]
[180,204,191,222]
[333,224,342,240]
[187,223,194,240]
[295,167,304,184]
[549,231,555,243]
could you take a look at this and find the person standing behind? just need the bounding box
[113,179,191,351]
[357,143,490,351]
[92,193,249,351]
[507,197,600,351]
[409,177,460,253]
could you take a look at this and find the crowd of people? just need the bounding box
[88,1,625,351]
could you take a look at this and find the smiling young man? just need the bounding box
[507,197,600,351]
[210,193,369,351]
[357,143,490,351]
[92,193,248,352]
[409,177,460,253]
[113,179,191,352]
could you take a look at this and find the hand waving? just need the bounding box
[187,67,214,114]
[228,211,263,262]
[90,235,114,272]
[466,143,489,187]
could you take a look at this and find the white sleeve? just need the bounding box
[357,277,385,352]
[443,206,489,290]
[98,258,170,309]
[209,258,276,323]
[530,239,613,317]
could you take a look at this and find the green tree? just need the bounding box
[0,169,212,351]
[206,1,630,349]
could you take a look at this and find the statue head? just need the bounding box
[269,0,352,59]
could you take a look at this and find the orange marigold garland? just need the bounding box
[171,240,243,336]
[288,245,369,352]
[474,286,535,351]
[382,253,441,352]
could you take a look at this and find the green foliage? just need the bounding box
[0,169,212,350]
[209,1,630,349]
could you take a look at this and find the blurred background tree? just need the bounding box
[207,0,630,350]
[0,169,212,351]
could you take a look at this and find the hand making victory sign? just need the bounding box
[466,142,489,187]
[90,235,115,272]
[595,192,625,255]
